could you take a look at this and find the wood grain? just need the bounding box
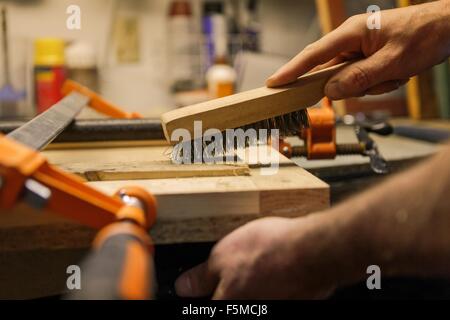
[43,144,293,180]
[61,161,251,181]
[0,143,329,248]
[0,165,329,249]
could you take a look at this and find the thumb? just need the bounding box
[325,52,393,100]
[175,262,219,297]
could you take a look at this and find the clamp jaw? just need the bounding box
[279,98,392,174]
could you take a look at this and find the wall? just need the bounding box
[2,0,399,117]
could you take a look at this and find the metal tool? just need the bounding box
[0,118,165,142]
[162,62,354,163]
[278,98,391,174]
[7,92,88,149]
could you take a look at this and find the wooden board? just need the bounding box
[0,143,329,248]
[0,164,329,249]
[59,161,251,181]
[44,145,251,180]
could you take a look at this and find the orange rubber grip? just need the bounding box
[70,221,155,300]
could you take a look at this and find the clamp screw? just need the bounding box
[118,192,145,211]
[23,179,52,209]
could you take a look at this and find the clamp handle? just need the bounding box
[71,222,156,300]
[61,80,143,119]
[69,187,157,300]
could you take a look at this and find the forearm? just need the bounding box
[296,143,450,288]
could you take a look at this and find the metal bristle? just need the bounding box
[171,109,309,164]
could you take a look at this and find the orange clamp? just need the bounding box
[0,134,156,230]
[62,80,143,119]
[300,98,336,159]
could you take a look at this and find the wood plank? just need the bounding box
[44,139,168,150]
[43,145,173,165]
[0,162,329,248]
[43,144,294,181]
[59,161,251,181]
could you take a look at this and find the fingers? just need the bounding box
[365,79,409,95]
[324,51,396,99]
[266,23,361,87]
[307,52,363,74]
[212,280,228,300]
[308,55,347,73]
[175,261,219,297]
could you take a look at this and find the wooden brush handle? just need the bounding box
[161,61,350,144]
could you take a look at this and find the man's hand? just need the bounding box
[174,2,450,300]
[175,143,450,299]
[175,217,337,299]
[267,1,450,99]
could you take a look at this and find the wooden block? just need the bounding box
[43,145,173,165]
[0,164,329,249]
[60,161,250,181]
[0,145,329,248]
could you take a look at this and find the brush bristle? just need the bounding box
[170,109,309,164]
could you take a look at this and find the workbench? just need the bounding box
[0,121,445,299]
[0,140,329,298]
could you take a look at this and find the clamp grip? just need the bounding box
[70,188,157,300]
[71,221,156,300]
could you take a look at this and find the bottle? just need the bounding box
[242,0,260,52]
[168,0,196,92]
[34,38,66,113]
[202,1,228,71]
[206,56,236,98]
[65,41,98,92]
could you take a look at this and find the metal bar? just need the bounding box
[1,118,165,142]
[7,92,89,150]
[54,118,165,142]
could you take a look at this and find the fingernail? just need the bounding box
[175,273,193,297]
[266,65,286,87]
[325,80,343,100]
[266,76,277,87]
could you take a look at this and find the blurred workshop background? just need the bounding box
[0,0,448,121]
[1,0,450,301]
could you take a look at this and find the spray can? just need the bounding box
[34,38,66,113]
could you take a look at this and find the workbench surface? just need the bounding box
[0,122,445,299]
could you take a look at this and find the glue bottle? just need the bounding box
[34,38,66,113]
[206,56,236,98]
